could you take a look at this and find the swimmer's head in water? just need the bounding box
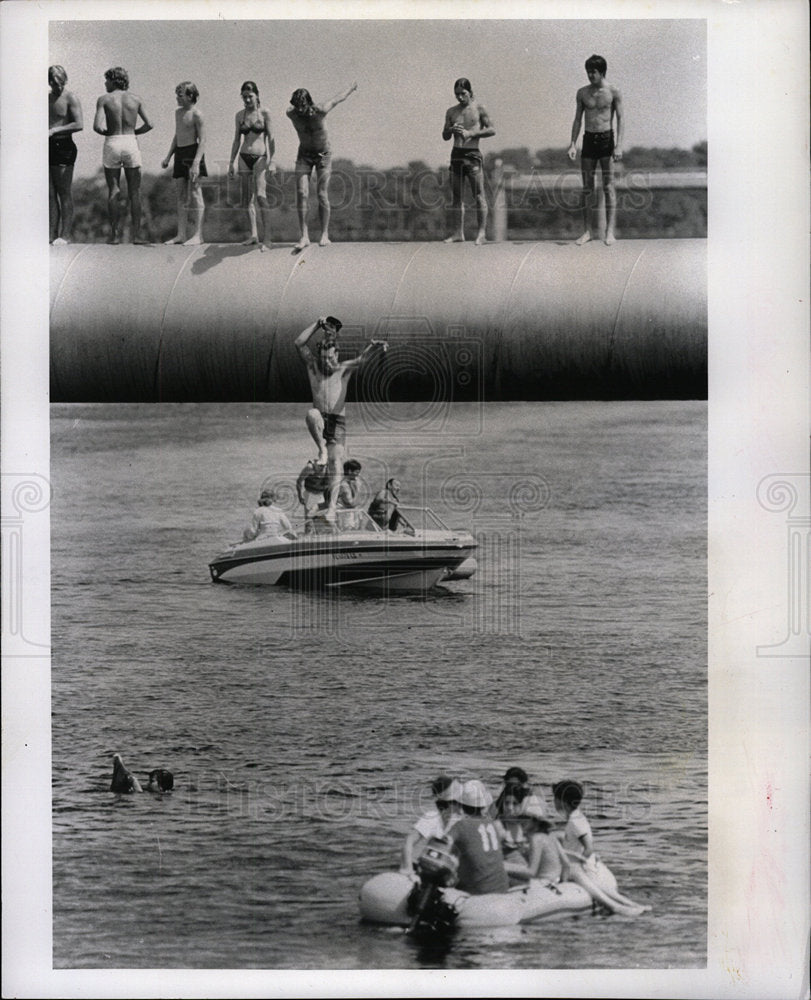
[291,88,316,116]
[585,54,607,77]
[49,65,68,92]
[104,67,129,91]
[175,80,199,104]
[240,80,260,105]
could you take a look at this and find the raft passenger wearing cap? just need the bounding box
[399,775,461,877]
[242,487,296,542]
[443,779,510,895]
[295,316,387,523]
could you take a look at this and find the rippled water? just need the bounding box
[51,401,706,969]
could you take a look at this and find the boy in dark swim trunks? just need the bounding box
[48,66,83,245]
[286,82,357,249]
[567,54,624,246]
[442,78,495,245]
[295,316,387,521]
[161,81,207,245]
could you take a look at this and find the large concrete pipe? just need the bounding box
[50,240,706,401]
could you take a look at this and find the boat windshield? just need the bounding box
[305,509,383,535]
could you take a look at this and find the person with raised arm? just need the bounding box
[286,82,357,249]
[294,316,387,522]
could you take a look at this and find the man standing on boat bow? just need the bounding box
[295,317,387,522]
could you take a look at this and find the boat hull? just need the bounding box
[209,531,477,592]
[358,871,594,927]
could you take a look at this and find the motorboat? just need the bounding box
[208,506,477,593]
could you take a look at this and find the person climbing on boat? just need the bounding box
[399,775,462,877]
[242,487,296,542]
[295,317,387,522]
[442,779,510,895]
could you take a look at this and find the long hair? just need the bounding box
[290,88,316,117]
[241,80,260,105]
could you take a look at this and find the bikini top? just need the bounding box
[239,114,265,135]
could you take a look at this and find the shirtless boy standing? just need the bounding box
[161,81,207,245]
[567,54,624,246]
[442,77,495,246]
[93,67,153,244]
[286,82,357,249]
[48,65,83,245]
[294,317,386,521]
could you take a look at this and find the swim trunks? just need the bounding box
[49,134,77,167]
[296,147,331,172]
[449,147,483,179]
[173,142,207,180]
[102,134,142,170]
[321,412,346,447]
[581,130,615,160]
[239,152,266,172]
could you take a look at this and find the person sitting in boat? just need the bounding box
[336,459,362,510]
[296,457,330,519]
[242,487,296,542]
[515,800,565,884]
[495,779,532,872]
[368,477,413,533]
[442,779,510,895]
[399,775,461,878]
[494,765,551,822]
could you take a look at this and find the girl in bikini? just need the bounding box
[228,80,275,249]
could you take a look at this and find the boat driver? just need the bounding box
[441,780,510,895]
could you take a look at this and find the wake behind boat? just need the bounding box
[209,506,477,593]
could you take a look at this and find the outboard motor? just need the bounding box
[407,838,459,936]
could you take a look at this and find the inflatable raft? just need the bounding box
[359,871,596,928]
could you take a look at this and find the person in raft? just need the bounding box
[399,775,462,877]
[48,65,83,245]
[93,67,153,245]
[567,53,624,246]
[442,779,510,895]
[552,778,598,875]
[441,77,495,246]
[294,317,387,523]
[228,80,275,250]
[286,82,357,249]
[161,81,207,245]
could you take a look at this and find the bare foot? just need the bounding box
[52,237,69,246]
[164,236,185,245]
[242,236,259,246]
[260,240,273,252]
[318,235,331,247]
[443,233,465,243]
[183,236,203,246]
[604,232,616,246]
[474,233,486,246]
[317,453,327,466]
[294,236,311,250]
[575,231,592,246]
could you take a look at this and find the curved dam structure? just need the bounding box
[50,240,706,402]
